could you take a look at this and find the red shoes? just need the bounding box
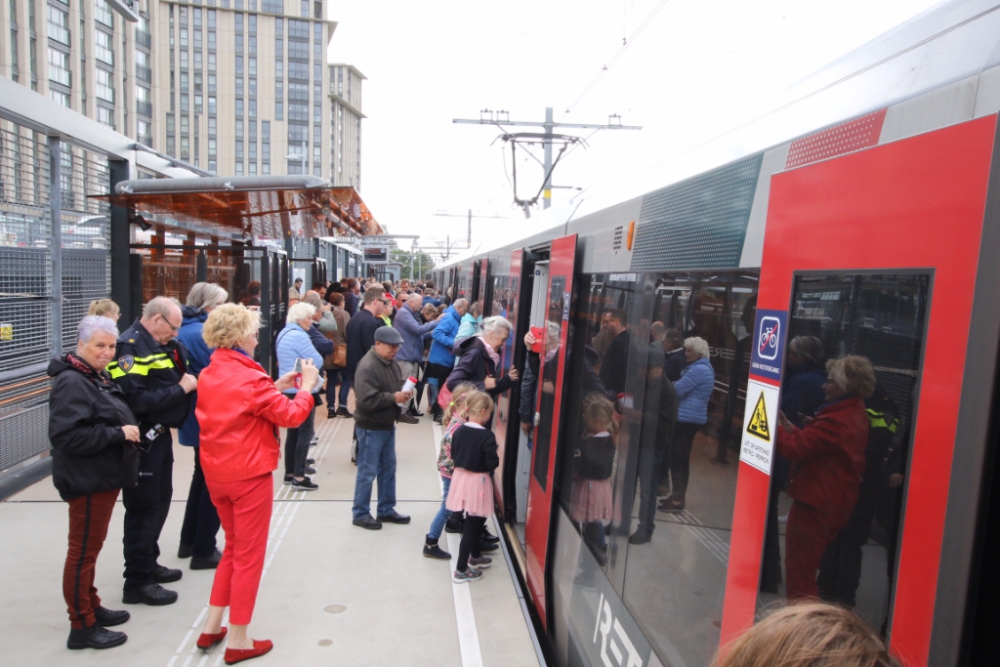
[196,627,228,651]
[224,639,273,665]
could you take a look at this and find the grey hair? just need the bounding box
[453,298,469,311]
[407,293,424,306]
[287,301,316,323]
[789,336,824,366]
[142,296,181,321]
[78,315,119,343]
[684,336,711,359]
[480,315,512,338]
[186,282,229,311]
[469,301,482,317]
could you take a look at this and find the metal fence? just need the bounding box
[0,121,113,477]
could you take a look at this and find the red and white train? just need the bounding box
[432,2,1000,665]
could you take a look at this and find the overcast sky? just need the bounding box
[326,0,941,259]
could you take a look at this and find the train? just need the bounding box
[429,2,1000,666]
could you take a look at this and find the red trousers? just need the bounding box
[64,488,120,629]
[206,473,273,625]
[785,500,850,601]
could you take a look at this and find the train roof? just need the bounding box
[437,0,1000,269]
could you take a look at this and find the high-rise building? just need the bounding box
[0,0,365,186]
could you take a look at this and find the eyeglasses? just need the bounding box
[159,315,180,333]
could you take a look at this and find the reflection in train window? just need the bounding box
[759,273,929,638]
[532,276,567,491]
[556,272,757,667]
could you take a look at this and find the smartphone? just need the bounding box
[293,358,303,374]
[293,358,303,389]
[529,325,545,354]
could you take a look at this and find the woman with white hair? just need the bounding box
[49,315,140,650]
[276,302,325,491]
[659,336,715,513]
[448,315,520,398]
[177,282,228,570]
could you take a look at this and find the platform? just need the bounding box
[0,409,543,667]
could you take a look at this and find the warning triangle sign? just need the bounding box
[746,392,770,440]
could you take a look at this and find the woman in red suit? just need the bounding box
[776,355,875,601]
[194,304,319,665]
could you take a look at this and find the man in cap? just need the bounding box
[350,326,413,529]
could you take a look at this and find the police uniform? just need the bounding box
[108,319,191,592]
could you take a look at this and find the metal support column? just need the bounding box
[109,159,133,322]
[543,107,553,209]
[48,137,62,356]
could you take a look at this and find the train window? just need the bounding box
[758,272,928,636]
[532,275,568,491]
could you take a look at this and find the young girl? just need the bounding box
[445,391,499,583]
[570,393,618,565]
[423,383,476,560]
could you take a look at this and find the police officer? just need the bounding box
[108,297,198,605]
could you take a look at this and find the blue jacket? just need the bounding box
[674,356,715,424]
[423,295,442,308]
[306,322,334,356]
[177,307,211,447]
[781,362,827,428]
[394,304,437,363]
[276,322,324,395]
[456,313,480,341]
[429,306,462,366]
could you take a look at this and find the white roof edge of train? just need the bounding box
[437,0,1000,270]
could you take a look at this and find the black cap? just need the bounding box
[374,327,404,345]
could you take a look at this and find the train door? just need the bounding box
[495,249,524,520]
[719,115,1000,667]
[479,258,492,315]
[471,261,481,306]
[525,234,577,629]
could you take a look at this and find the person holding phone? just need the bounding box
[195,304,319,664]
[49,315,141,650]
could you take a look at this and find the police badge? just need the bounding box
[119,355,134,372]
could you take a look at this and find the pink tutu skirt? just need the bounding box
[569,474,613,523]
[446,468,494,518]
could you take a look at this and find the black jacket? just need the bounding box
[107,319,191,429]
[345,308,384,376]
[600,330,630,396]
[450,425,499,474]
[48,355,140,501]
[448,336,514,396]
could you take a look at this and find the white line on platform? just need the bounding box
[432,419,485,667]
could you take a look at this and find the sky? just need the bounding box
[325,0,942,261]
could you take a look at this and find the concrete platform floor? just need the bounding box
[0,409,542,667]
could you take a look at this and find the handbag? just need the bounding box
[330,342,347,368]
[438,355,492,410]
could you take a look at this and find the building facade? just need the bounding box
[0,0,364,186]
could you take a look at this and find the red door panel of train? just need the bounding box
[494,249,523,514]
[719,115,996,667]
[525,234,577,629]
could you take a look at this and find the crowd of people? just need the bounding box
[44,276,902,665]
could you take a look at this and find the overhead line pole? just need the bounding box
[454,107,641,210]
[433,210,504,248]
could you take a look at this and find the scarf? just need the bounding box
[482,339,501,367]
[66,353,113,388]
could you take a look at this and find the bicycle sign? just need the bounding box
[749,309,787,382]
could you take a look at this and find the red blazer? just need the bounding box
[197,348,314,483]
[776,396,869,520]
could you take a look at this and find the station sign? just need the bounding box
[749,309,787,382]
[740,379,779,475]
[363,246,388,262]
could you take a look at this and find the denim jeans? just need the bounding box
[338,373,352,409]
[428,475,452,539]
[179,446,221,558]
[636,448,663,536]
[352,427,397,520]
[284,404,316,477]
[326,368,348,407]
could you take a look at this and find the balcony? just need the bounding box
[136,66,151,83]
[135,30,152,48]
[136,101,153,117]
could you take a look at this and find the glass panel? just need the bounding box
[532,275,567,491]
[759,273,928,636]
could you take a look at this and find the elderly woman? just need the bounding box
[776,355,874,601]
[194,303,319,664]
[276,302,325,491]
[176,283,228,569]
[49,315,140,650]
[659,336,715,513]
[448,315,520,397]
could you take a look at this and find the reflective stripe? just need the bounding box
[866,409,899,433]
[107,353,178,377]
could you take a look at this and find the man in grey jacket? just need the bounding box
[351,327,413,530]
[394,293,439,419]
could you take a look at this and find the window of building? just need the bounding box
[181,93,189,113]
[262,142,270,160]
[249,121,257,140]
[208,52,216,71]
[235,34,243,52]
[235,12,243,31]
[249,35,257,55]
[181,72,189,91]
[208,73,217,93]
[95,0,113,27]
[235,76,243,95]
[180,28,189,48]
[249,14,257,31]
[49,88,69,106]
[167,136,176,155]
[248,99,256,118]
[179,5,188,24]
[236,55,243,74]
[249,142,257,160]
[208,30,216,49]
[135,84,150,103]
[208,117,217,136]
[47,47,70,86]
[195,95,203,115]
[263,0,283,12]
[47,5,69,45]
[236,140,244,159]
[208,9,216,28]
[194,29,202,48]
[194,50,202,69]
[275,101,283,120]
[95,30,113,65]
[137,119,151,144]
[276,60,283,77]
[249,162,257,175]
[208,160,217,172]
[208,138,217,156]
[181,116,189,135]
[208,96,217,114]
[248,78,257,96]
[249,58,257,76]
[236,99,244,117]
[181,137,190,160]
[167,114,176,133]
[98,105,114,128]
[180,50,189,68]
[301,0,308,18]
[289,20,309,39]
[194,7,203,27]
[235,162,244,175]
[96,67,114,102]
[262,163,270,174]
[288,40,308,60]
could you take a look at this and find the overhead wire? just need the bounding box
[566,0,672,113]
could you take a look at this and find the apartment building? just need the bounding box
[0,0,365,186]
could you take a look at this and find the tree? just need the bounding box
[389,249,436,280]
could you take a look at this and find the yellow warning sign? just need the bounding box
[746,392,770,440]
[0,323,11,341]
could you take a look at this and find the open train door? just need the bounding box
[719,115,1000,667]
[525,234,577,629]
[493,249,523,517]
